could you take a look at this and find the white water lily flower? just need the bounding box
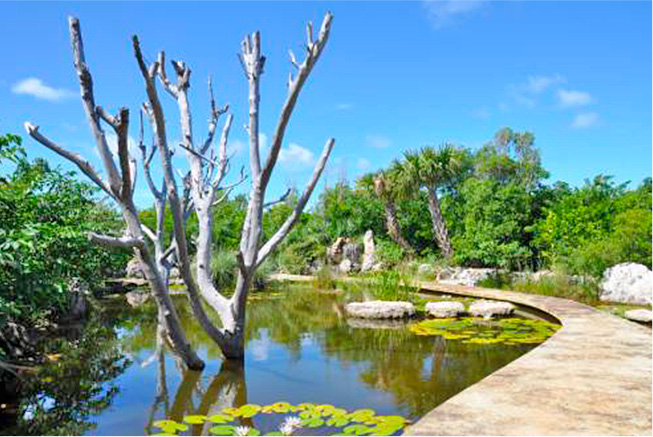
[280,416,302,435]
[279,423,294,436]
[283,416,302,428]
[235,426,251,436]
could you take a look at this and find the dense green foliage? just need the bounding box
[0,134,128,324]
[533,175,652,277]
[135,127,649,282]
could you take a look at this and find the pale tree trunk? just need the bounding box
[426,187,453,258]
[134,13,335,361]
[384,200,415,255]
[27,13,334,365]
[25,17,204,370]
[374,176,414,255]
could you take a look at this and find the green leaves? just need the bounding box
[409,317,559,345]
[150,402,408,436]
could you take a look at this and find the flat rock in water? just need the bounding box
[345,301,415,319]
[468,300,515,318]
[425,301,465,318]
[624,309,652,323]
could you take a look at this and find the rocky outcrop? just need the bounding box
[418,264,436,276]
[599,263,652,305]
[345,301,415,319]
[361,230,381,272]
[425,301,465,318]
[125,257,145,279]
[327,237,362,273]
[437,267,497,287]
[468,300,515,318]
[624,309,652,324]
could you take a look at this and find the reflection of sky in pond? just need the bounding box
[15,286,542,436]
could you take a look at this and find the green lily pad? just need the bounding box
[209,425,236,435]
[183,415,208,424]
[208,414,233,424]
[301,417,325,427]
[343,424,373,435]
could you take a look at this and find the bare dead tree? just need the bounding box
[26,12,334,363]
[25,17,205,370]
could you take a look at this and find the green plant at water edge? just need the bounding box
[0,133,128,328]
[312,265,337,290]
[149,402,409,436]
[357,270,417,302]
[409,317,559,345]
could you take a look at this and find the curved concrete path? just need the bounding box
[270,274,652,435]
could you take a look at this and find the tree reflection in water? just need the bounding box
[130,286,535,433]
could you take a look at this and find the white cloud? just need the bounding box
[356,158,372,171]
[278,143,315,169]
[105,132,138,156]
[365,135,391,149]
[11,77,75,102]
[525,74,565,94]
[507,74,565,108]
[571,112,599,129]
[336,103,353,111]
[422,0,486,29]
[471,107,491,120]
[557,89,593,107]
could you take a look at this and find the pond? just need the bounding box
[2,285,552,436]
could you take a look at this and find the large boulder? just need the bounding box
[326,237,347,264]
[418,264,435,276]
[468,300,515,318]
[599,263,652,305]
[345,301,415,319]
[437,267,497,287]
[361,230,377,272]
[624,309,652,324]
[425,301,465,318]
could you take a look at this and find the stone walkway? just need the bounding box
[270,274,652,435]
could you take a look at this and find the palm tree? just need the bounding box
[357,172,415,255]
[391,144,468,259]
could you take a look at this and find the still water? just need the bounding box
[4,286,539,435]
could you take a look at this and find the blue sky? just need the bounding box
[1,1,651,208]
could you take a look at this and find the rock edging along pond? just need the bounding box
[269,274,652,436]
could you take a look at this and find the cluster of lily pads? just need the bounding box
[409,317,560,345]
[151,402,409,436]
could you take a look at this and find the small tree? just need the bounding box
[26,13,334,365]
[391,145,469,259]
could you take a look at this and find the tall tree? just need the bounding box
[25,13,335,365]
[391,145,469,259]
[357,172,415,255]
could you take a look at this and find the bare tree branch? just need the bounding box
[68,16,122,197]
[88,232,144,248]
[23,123,115,200]
[256,138,334,267]
[263,187,292,209]
[259,12,333,193]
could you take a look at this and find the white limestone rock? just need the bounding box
[437,267,497,287]
[125,257,144,278]
[425,301,465,318]
[361,230,377,272]
[599,263,652,305]
[345,301,415,319]
[468,300,515,318]
[418,264,435,276]
[624,309,652,323]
